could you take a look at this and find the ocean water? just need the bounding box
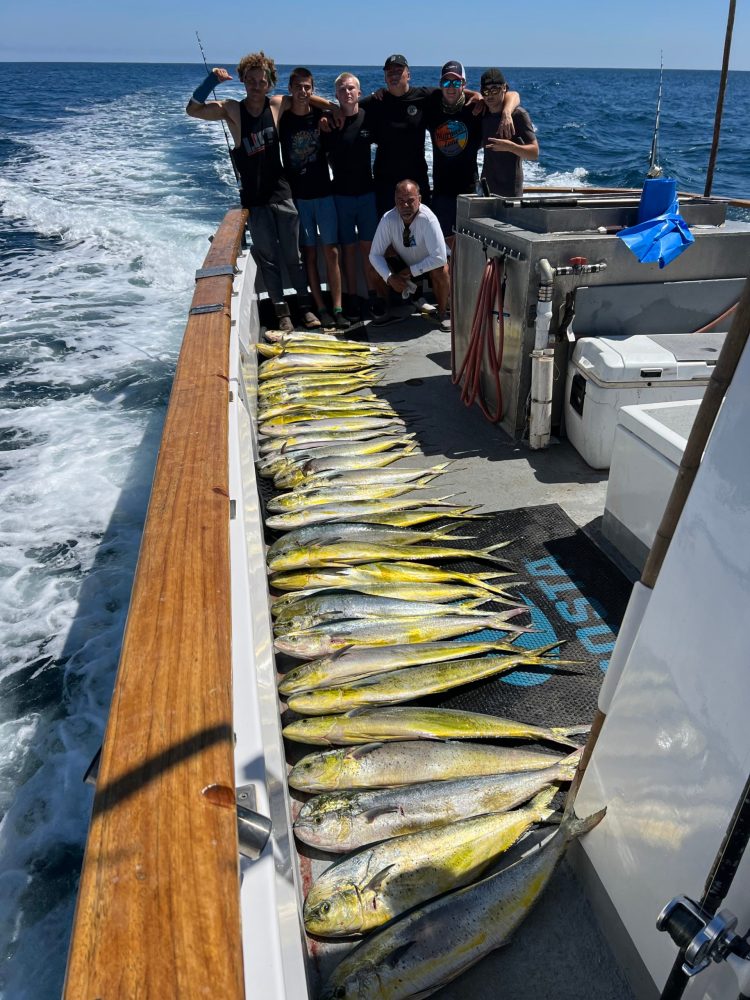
[0,60,748,998]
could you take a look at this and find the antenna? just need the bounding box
[195,31,240,186]
[646,52,664,179]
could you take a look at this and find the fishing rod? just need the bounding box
[646,51,664,179]
[195,30,241,186]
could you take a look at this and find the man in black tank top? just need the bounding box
[187,52,326,332]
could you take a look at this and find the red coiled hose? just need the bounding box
[451,255,505,423]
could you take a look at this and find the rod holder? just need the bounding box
[236,784,272,860]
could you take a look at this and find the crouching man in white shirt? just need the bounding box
[368,179,450,330]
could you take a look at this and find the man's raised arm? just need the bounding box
[186,67,234,121]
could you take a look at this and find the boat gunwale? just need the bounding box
[63,207,249,999]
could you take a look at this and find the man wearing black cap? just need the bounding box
[480,68,538,197]
[362,56,521,221]
[359,55,434,217]
[424,60,519,246]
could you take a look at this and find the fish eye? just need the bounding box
[320,901,331,915]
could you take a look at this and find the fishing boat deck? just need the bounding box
[284,305,636,999]
[368,313,614,534]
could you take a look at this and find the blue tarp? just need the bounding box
[618,177,695,269]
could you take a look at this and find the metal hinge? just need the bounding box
[195,265,238,280]
[189,303,224,315]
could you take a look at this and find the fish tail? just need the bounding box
[559,724,592,738]
[463,596,495,609]
[486,540,514,552]
[528,785,559,817]
[555,749,584,782]
[475,546,515,567]
[562,806,607,840]
[549,724,592,750]
[431,523,475,539]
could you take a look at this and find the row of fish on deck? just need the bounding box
[253,331,604,999]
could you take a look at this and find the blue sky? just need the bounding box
[2,0,749,71]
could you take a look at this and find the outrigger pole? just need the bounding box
[195,31,241,187]
[704,0,736,197]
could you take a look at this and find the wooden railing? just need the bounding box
[64,208,249,999]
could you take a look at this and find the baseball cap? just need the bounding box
[440,60,465,80]
[480,68,507,89]
[384,54,409,69]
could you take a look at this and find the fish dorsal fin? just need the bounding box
[385,940,417,969]
[347,743,386,759]
[364,863,396,894]
[330,645,355,660]
[362,806,401,823]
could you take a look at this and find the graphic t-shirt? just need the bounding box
[424,93,482,196]
[322,109,375,196]
[231,99,292,208]
[279,107,332,200]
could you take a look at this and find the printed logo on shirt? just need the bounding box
[243,126,276,157]
[434,119,470,158]
[289,128,321,171]
[407,105,418,117]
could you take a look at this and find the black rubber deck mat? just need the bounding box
[420,503,632,728]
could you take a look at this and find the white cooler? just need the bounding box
[564,333,721,469]
[602,399,701,571]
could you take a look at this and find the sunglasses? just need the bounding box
[482,85,505,97]
[440,78,463,89]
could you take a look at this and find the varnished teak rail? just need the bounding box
[64,209,249,999]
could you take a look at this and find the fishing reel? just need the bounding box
[657,896,750,979]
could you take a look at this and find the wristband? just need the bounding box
[191,71,220,104]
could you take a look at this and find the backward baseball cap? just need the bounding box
[384,54,409,69]
[481,68,507,88]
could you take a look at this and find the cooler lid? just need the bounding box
[618,399,701,466]
[572,334,720,385]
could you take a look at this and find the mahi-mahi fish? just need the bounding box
[318,805,606,999]
[274,609,530,658]
[269,561,513,596]
[294,752,580,851]
[286,644,575,715]
[267,538,511,572]
[283,705,589,748]
[287,740,565,793]
[278,638,524,696]
[304,788,558,937]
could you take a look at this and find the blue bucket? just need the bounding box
[638,177,677,222]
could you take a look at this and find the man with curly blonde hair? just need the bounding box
[187,52,327,331]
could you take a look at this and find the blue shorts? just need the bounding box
[334,192,378,245]
[296,195,339,247]
[432,194,458,238]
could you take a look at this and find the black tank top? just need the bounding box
[231,99,291,208]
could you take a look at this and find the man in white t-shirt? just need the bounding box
[368,179,450,330]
